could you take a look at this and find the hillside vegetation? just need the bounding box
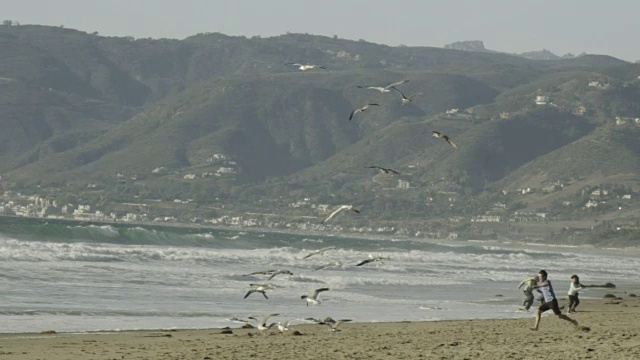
[1,24,639,244]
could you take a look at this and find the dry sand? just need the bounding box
[1,297,639,360]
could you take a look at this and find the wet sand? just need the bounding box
[1,297,639,359]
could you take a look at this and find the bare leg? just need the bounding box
[557,314,579,327]
[530,310,542,331]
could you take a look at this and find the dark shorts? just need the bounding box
[539,298,561,315]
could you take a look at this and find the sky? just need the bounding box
[2,0,640,61]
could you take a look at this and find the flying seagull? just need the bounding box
[268,269,294,280]
[277,320,291,333]
[349,103,380,120]
[244,270,277,277]
[303,246,337,259]
[432,131,457,149]
[301,288,330,306]
[390,86,423,105]
[321,205,360,224]
[325,319,352,332]
[244,284,272,299]
[366,166,400,175]
[248,313,280,330]
[357,80,409,93]
[356,255,387,267]
[286,63,327,71]
[314,261,343,271]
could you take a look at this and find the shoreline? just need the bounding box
[2,215,639,255]
[1,298,638,359]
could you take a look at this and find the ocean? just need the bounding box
[1,218,638,333]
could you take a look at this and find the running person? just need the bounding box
[518,276,537,311]
[530,270,579,331]
[567,275,585,313]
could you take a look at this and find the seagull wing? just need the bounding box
[350,207,360,213]
[267,271,280,280]
[390,86,407,98]
[386,80,409,89]
[262,313,280,326]
[321,207,346,224]
[407,93,423,100]
[305,317,324,323]
[349,108,360,121]
[356,259,372,266]
[335,319,352,329]
[432,131,443,138]
[230,317,251,323]
[313,288,330,299]
[387,168,400,175]
[243,289,256,299]
[444,136,458,148]
[303,250,318,259]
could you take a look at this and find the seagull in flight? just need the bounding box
[286,63,327,71]
[244,270,278,277]
[356,255,388,267]
[303,246,337,259]
[325,319,352,332]
[390,86,423,105]
[277,320,291,333]
[357,80,409,93]
[366,166,400,175]
[321,205,360,224]
[349,104,379,120]
[314,261,343,271]
[301,288,330,306]
[244,284,272,299]
[268,269,294,280]
[432,131,457,149]
[248,313,280,330]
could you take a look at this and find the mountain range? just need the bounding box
[1,24,640,236]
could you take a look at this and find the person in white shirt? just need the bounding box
[567,274,586,314]
[530,270,579,331]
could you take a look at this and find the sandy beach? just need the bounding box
[1,297,639,360]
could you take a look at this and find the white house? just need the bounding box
[535,96,549,105]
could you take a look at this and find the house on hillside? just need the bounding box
[535,96,549,105]
[397,180,410,189]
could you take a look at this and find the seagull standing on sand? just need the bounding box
[365,166,400,175]
[390,86,423,105]
[356,255,388,267]
[301,288,330,306]
[303,246,337,259]
[321,205,360,224]
[248,313,280,330]
[286,63,327,71]
[325,319,352,332]
[349,104,380,120]
[357,80,409,93]
[432,131,458,149]
[314,261,343,271]
[268,269,294,280]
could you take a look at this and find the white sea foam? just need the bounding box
[1,232,638,333]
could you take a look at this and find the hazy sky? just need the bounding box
[3,0,640,61]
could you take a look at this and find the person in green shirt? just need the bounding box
[518,275,539,311]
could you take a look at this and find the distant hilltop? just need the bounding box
[444,40,492,53]
[444,40,580,60]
